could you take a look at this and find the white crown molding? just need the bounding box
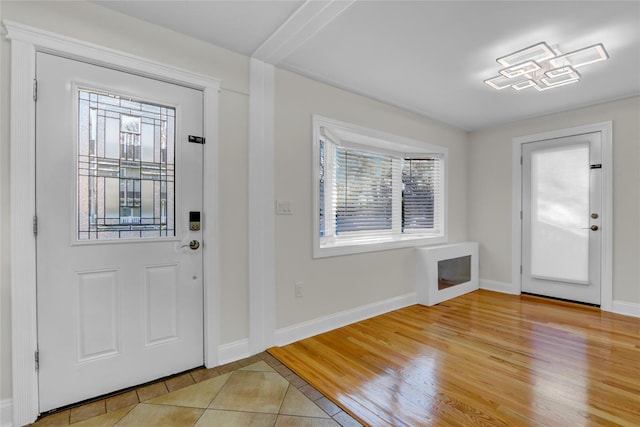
[252,0,355,64]
[4,19,221,426]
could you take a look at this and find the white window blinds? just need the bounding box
[314,116,447,257]
[402,158,442,232]
[335,146,394,234]
[320,139,442,239]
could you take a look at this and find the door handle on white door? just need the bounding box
[180,240,200,250]
[581,225,599,231]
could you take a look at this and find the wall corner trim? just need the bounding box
[479,279,520,295]
[248,58,276,354]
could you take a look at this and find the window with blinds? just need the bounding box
[402,158,441,232]
[314,116,447,257]
[335,146,394,234]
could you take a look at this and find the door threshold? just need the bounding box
[38,365,205,418]
[521,292,600,308]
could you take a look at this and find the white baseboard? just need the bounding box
[612,300,640,318]
[217,339,250,366]
[1,399,12,427]
[480,279,519,295]
[477,280,639,318]
[275,292,417,347]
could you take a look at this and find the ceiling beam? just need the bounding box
[252,0,355,64]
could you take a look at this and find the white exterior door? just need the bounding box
[36,52,204,411]
[521,132,602,305]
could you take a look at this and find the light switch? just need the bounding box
[276,200,293,215]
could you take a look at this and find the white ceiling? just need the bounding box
[95,1,640,131]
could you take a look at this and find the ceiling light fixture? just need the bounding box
[485,42,608,92]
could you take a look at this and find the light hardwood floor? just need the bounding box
[269,290,640,427]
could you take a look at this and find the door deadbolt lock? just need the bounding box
[189,211,201,231]
[591,213,599,219]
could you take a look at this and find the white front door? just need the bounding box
[36,52,205,412]
[521,132,602,305]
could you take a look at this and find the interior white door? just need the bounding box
[36,52,204,412]
[521,132,602,305]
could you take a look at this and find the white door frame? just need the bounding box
[5,20,221,426]
[512,122,613,310]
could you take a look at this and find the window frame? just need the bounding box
[313,115,448,258]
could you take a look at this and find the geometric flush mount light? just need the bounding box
[485,42,609,91]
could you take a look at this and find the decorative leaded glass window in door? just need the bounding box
[77,89,175,240]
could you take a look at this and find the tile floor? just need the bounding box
[31,352,362,427]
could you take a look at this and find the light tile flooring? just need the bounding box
[31,353,362,427]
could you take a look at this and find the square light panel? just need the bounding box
[549,44,609,69]
[484,74,528,90]
[545,66,576,78]
[499,61,541,78]
[534,78,580,91]
[496,42,555,67]
[541,69,581,87]
[487,41,608,92]
[511,80,537,91]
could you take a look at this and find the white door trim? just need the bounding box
[512,122,613,310]
[4,20,221,426]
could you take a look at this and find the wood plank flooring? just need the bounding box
[268,290,640,427]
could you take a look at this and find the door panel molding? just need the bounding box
[512,122,613,310]
[4,20,220,426]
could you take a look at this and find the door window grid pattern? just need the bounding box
[77,90,175,240]
[319,140,443,241]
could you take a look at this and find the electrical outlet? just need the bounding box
[295,281,303,298]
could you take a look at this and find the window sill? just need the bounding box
[314,234,447,258]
